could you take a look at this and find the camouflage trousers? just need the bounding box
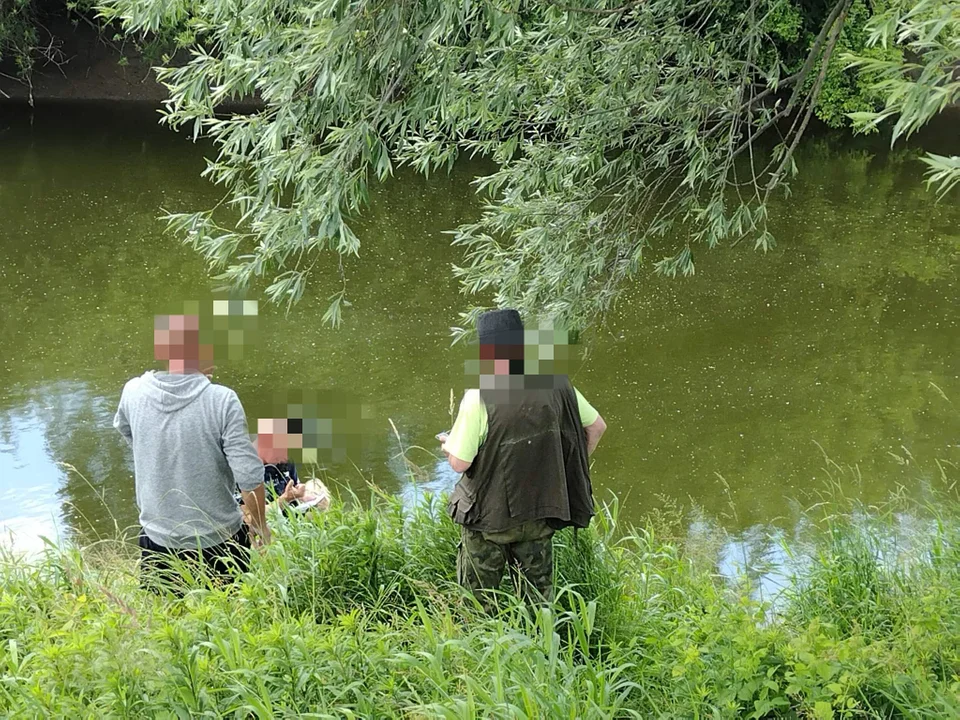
[457,520,555,606]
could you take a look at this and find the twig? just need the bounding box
[36,32,71,78]
[744,71,803,110]
[765,0,852,196]
[71,10,125,55]
[730,106,792,160]
[551,0,646,14]
[785,0,849,112]
[702,71,802,142]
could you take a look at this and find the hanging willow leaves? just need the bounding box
[99,0,863,332]
[847,0,960,198]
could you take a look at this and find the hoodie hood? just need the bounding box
[139,370,211,413]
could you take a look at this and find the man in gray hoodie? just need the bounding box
[114,314,268,588]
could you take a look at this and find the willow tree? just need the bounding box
[850,0,960,198]
[99,0,867,332]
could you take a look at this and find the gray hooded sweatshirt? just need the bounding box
[113,371,264,549]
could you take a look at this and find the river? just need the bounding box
[1,102,957,566]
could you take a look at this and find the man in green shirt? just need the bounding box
[439,309,607,606]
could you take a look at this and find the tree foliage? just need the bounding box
[848,0,960,198]
[98,0,881,332]
[804,0,903,129]
[2,1,893,120]
[0,0,39,82]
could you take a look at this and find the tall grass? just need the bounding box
[1,486,958,718]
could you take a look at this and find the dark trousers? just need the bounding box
[457,520,555,607]
[139,525,250,594]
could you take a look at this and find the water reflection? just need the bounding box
[682,486,951,616]
[0,103,958,555]
[0,381,138,553]
[0,406,67,554]
[708,521,803,610]
[396,463,459,511]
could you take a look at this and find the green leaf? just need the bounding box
[813,700,835,720]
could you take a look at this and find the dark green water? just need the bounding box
[1,103,957,558]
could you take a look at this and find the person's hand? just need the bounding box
[437,433,449,445]
[279,480,306,506]
[251,524,272,549]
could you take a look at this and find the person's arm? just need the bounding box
[113,386,133,444]
[584,415,607,456]
[222,391,271,544]
[440,390,484,474]
[574,387,606,456]
[444,447,473,474]
[241,484,268,542]
[437,431,472,473]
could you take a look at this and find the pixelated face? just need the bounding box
[154,314,211,372]
[260,391,370,466]
[256,418,304,463]
[479,343,524,375]
[467,323,577,381]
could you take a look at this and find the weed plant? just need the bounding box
[1,484,958,718]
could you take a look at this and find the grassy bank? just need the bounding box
[1,487,958,718]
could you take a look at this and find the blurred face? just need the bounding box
[256,418,303,463]
[479,343,524,375]
[154,314,210,373]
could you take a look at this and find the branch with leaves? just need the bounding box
[98,0,888,336]
[847,0,960,197]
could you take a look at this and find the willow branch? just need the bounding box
[550,0,646,15]
[746,70,803,110]
[730,106,793,160]
[766,0,852,195]
[701,70,803,142]
[786,0,849,111]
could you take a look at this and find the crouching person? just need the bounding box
[237,417,331,525]
[113,314,269,593]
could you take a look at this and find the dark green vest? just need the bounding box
[447,377,594,533]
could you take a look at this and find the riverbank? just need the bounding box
[0,17,165,104]
[1,487,957,717]
[0,17,259,108]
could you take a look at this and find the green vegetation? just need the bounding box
[5,2,954,330]
[90,0,921,333]
[849,0,960,197]
[752,0,900,130]
[4,3,956,329]
[0,0,39,80]
[0,1,898,124]
[2,483,958,717]
[0,0,160,90]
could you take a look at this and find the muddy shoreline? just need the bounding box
[0,18,168,105]
[0,19,257,110]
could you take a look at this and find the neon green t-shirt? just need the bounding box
[443,387,599,463]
